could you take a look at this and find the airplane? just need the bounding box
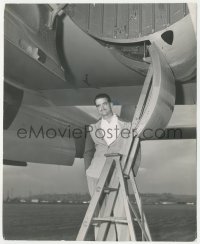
[3,3,196,169]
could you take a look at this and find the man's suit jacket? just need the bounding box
[84,116,132,179]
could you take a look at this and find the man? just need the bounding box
[84,93,132,241]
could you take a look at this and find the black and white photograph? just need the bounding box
[2,2,197,241]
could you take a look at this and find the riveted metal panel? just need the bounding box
[128,4,140,38]
[72,4,90,32]
[155,4,168,31]
[89,4,103,37]
[116,4,129,39]
[69,3,189,42]
[170,3,185,24]
[103,4,116,38]
[141,4,153,36]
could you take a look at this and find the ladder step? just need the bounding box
[123,173,130,179]
[103,187,118,193]
[104,153,122,157]
[93,217,128,224]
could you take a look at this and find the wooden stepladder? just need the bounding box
[76,63,154,241]
[76,137,152,241]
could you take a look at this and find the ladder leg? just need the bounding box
[129,169,152,241]
[96,138,138,240]
[105,222,117,241]
[115,158,137,241]
[76,158,114,241]
[96,155,128,241]
[113,186,131,241]
[127,198,150,241]
[96,167,119,241]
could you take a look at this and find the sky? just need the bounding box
[3,138,196,198]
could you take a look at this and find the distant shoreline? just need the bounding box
[3,192,196,206]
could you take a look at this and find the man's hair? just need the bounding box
[94,93,111,105]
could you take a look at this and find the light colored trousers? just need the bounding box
[87,175,130,241]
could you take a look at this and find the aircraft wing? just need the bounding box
[4,95,96,166]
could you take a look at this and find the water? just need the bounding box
[3,203,196,241]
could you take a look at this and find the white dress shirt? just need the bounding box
[101,114,120,145]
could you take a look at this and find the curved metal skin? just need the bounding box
[135,43,176,139]
[4,83,24,129]
[3,130,76,166]
[5,4,61,65]
[68,4,196,83]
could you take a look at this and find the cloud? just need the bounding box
[136,139,196,194]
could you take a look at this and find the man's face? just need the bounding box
[95,97,113,118]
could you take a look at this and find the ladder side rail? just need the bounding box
[129,170,152,241]
[123,62,153,178]
[132,64,153,129]
[96,151,132,240]
[96,155,128,240]
[123,138,152,241]
[141,199,145,241]
[115,156,137,241]
[76,157,114,241]
[141,209,145,241]
[96,174,119,240]
[123,137,152,240]
[123,137,140,176]
[127,198,150,241]
[135,67,153,122]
